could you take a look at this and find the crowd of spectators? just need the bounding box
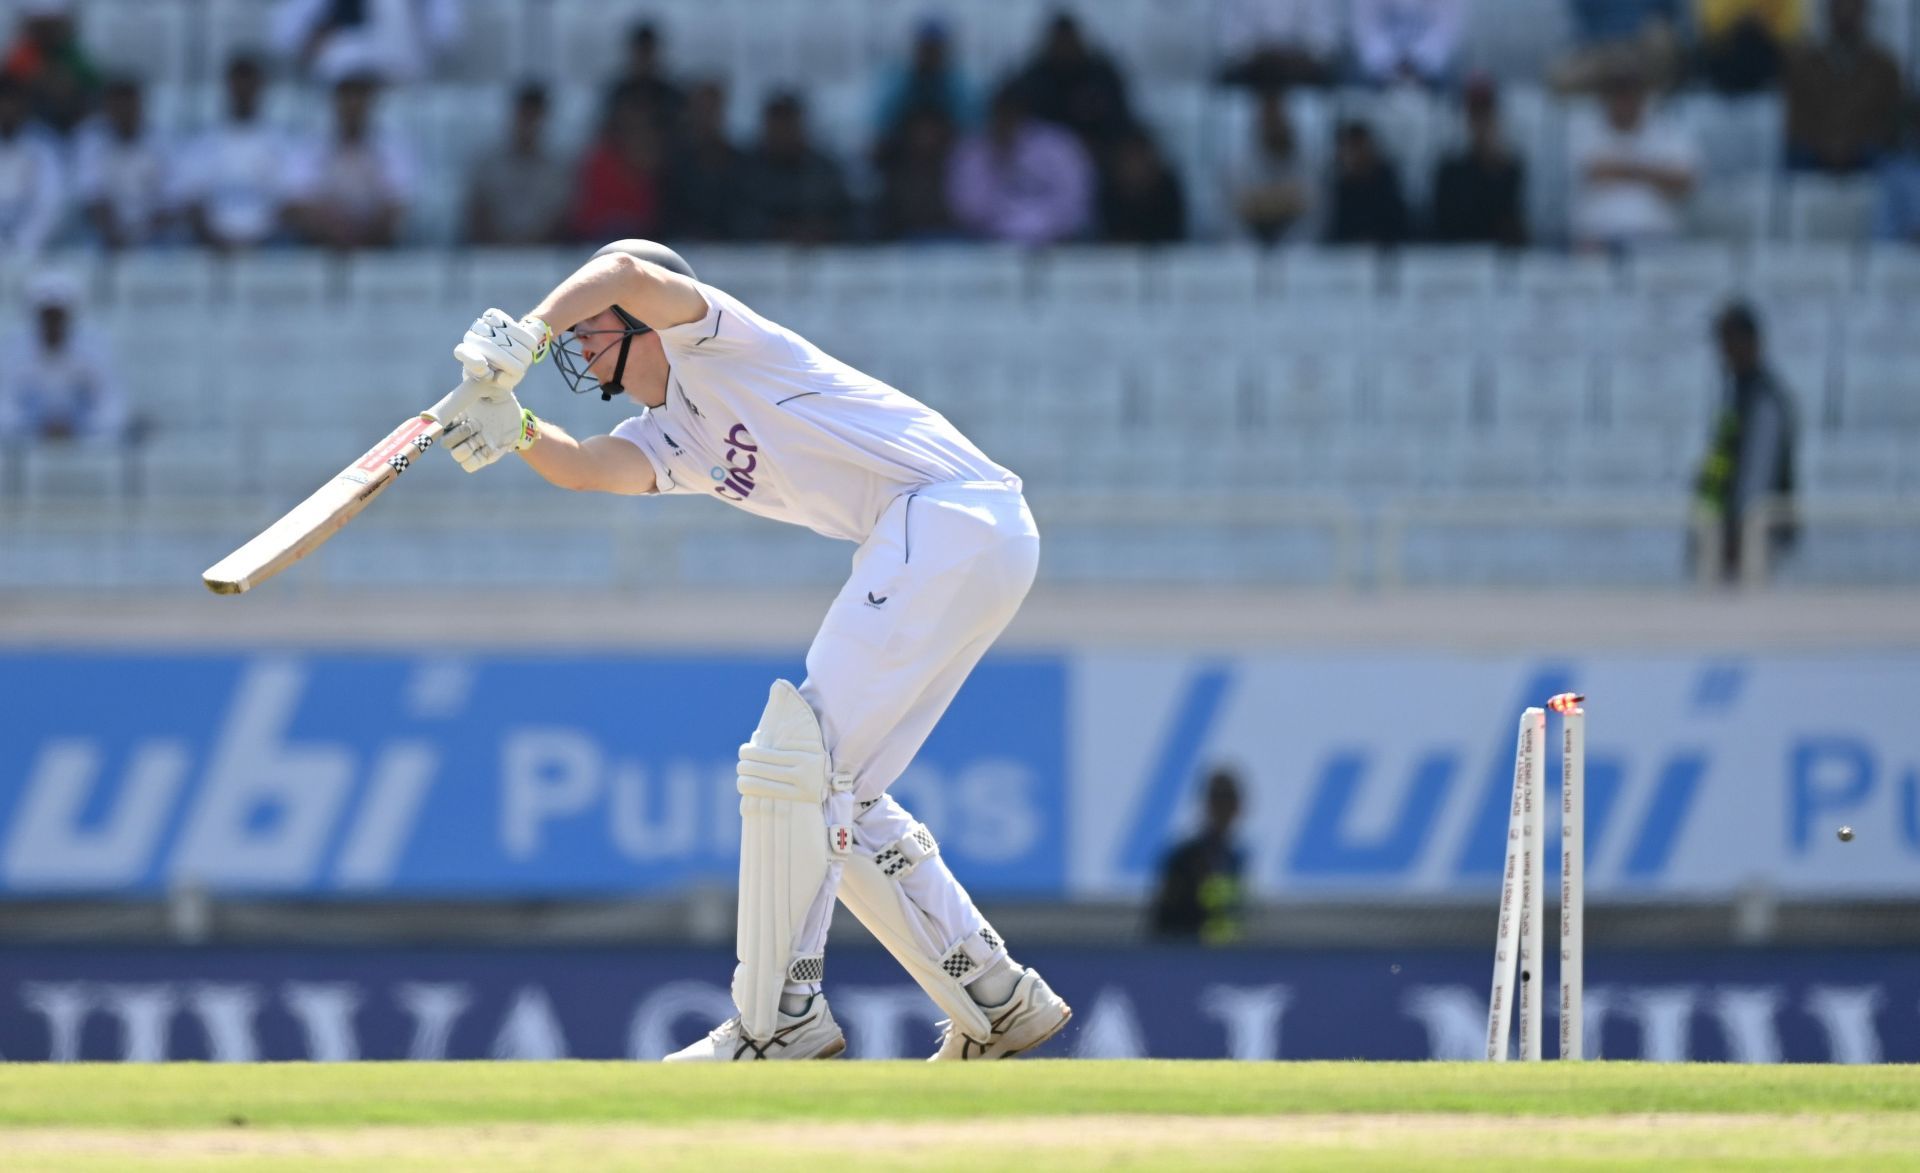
[1223,0,1912,249]
[1,0,1916,259]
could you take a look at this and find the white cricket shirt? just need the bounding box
[609,282,1017,543]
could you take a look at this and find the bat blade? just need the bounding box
[202,412,448,595]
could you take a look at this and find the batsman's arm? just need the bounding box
[527,250,707,335]
[518,418,658,495]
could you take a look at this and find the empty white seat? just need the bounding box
[1839,354,1920,431]
[1861,245,1920,300]
[1326,435,1435,497]
[921,247,1029,304]
[1159,246,1262,304]
[434,0,533,85]
[1374,353,1479,432]
[1626,244,1741,300]
[1036,249,1148,304]
[807,249,914,304]
[134,433,251,498]
[1800,432,1912,500]
[1432,433,1555,495]
[1459,0,1576,84]
[1563,433,1687,492]
[783,0,868,82]
[1489,353,1595,432]
[1259,353,1363,433]
[1270,248,1379,300]
[1675,94,1784,180]
[1136,356,1244,436]
[1604,347,1718,433]
[81,0,194,85]
[104,252,216,308]
[20,445,133,501]
[226,252,337,307]
[1747,245,1856,300]
[1687,178,1777,244]
[342,252,454,307]
[1784,176,1878,243]
[1395,246,1506,299]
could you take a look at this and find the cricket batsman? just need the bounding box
[434,240,1072,1061]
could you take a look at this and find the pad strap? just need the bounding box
[874,822,939,879]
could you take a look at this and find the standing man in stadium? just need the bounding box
[435,240,1071,1061]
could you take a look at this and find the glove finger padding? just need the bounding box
[456,309,548,388]
[443,421,504,474]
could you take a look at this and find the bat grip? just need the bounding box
[424,377,485,424]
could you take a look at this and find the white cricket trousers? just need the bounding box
[791,481,1040,990]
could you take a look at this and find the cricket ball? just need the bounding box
[1837,825,1855,842]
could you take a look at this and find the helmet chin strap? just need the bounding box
[598,308,647,401]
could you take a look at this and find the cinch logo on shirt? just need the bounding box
[711,422,759,501]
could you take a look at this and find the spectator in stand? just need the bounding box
[1231,90,1312,244]
[1014,12,1134,156]
[1,0,97,135]
[874,106,961,242]
[1552,1,1682,93]
[569,83,665,243]
[1873,100,1920,242]
[948,81,1094,246]
[283,73,416,250]
[875,18,974,147]
[72,77,169,250]
[173,55,295,251]
[1213,0,1341,91]
[463,83,570,246]
[1326,120,1410,245]
[1350,0,1467,88]
[1568,64,1697,251]
[665,79,744,241]
[0,271,127,447]
[1694,303,1796,584]
[0,75,64,259]
[1429,76,1526,245]
[1695,0,1804,95]
[736,92,853,245]
[272,0,461,84]
[1100,125,1186,243]
[1149,767,1248,944]
[1784,0,1902,175]
[612,22,685,135]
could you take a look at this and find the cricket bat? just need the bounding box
[201,380,478,595]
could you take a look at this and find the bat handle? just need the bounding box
[424,377,485,424]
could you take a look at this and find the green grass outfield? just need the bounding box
[2,1062,1917,1171]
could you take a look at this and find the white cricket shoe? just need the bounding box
[663,997,846,1062]
[929,968,1072,1060]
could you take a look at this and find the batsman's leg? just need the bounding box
[800,488,1068,1058]
[839,792,1072,1059]
[664,680,849,1061]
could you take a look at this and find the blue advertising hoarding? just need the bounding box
[0,653,1065,896]
[3,650,1917,899]
[1,946,1912,1063]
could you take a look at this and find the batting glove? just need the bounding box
[453,309,551,394]
[445,395,539,474]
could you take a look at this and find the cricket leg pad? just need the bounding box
[732,680,854,1041]
[836,797,1003,1043]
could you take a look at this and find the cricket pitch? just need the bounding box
[2,1061,1915,1171]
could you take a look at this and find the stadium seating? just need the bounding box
[6,2,1920,589]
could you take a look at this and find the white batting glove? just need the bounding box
[443,392,539,473]
[453,309,550,393]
